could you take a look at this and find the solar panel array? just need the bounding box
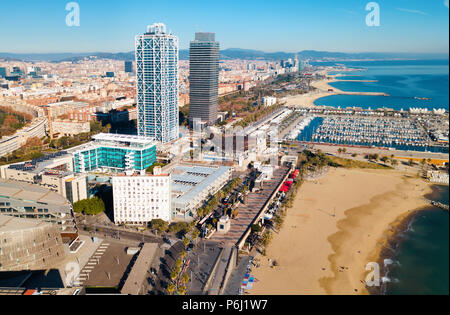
[8,151,68,172]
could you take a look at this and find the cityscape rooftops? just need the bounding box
[46,100,89,108]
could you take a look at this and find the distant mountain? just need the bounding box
[0,49,447,63]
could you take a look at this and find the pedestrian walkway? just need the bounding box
[74,242,110,286]
[211,166,290,245]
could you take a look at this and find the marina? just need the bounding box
[284,108,449,154]
[313,117,430,148]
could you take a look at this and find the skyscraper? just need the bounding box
[189,32,220,125]
[124,61,133,73]
[0,67,7,78]
[135,23,179,144]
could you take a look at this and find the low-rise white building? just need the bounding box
[171,165,232,220]
[261,96,277,107]
[112,173,172,225]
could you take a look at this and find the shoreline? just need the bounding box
[250,168,433,295]
[369,184,449,295]
[283,67,389,108]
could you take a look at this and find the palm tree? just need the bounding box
[192,229,200,241]
[182,237,190,247]
[167,283,176,295]
[177,285,187,295]
[181,273,190,285]
[170,271,178,282]
[179,251,187,260]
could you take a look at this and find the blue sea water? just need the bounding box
[383,185,449,295]
[311,60,449,111]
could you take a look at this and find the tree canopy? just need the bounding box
[73,197,105,215]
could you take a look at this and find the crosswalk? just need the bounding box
[73,242,110,286]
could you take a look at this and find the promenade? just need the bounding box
[211,165,291,247]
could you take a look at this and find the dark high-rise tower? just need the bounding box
[189,32,220,125]
[125,61,133,73]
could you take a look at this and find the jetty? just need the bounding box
[430,200,449,211]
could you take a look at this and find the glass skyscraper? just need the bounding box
[189,33,220,125]
[135,23,179,144]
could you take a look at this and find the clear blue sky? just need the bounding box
[0,0,448,53]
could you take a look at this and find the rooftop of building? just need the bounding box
[0,179,71,208]
[171,165,231,206]
[92,133,156,146]
[46,100,89,108]
[0,214,52,233]
[7,151,71,174]
[66,133,157,153]
[193,32,217,42]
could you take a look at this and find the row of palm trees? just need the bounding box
[166,229,201,295]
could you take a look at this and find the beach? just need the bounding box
[283,75,388,108]
[250,167,433,295]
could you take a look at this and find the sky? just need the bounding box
[0,0,448,54]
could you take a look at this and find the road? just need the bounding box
[186,241,223,295]
[78,224,164,245]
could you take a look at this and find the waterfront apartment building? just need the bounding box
[135,23,179,144]
[67,133,157,174]
[189,33,220,125]
[112,173,172,225]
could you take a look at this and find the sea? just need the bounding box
[377,185,449,295]
[311,59,449,111]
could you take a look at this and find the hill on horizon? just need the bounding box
[0,49,448,63]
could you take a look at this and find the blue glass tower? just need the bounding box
[135,23,179,144]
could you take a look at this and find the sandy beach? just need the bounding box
[283,73,388,108]
[250,167,432,295]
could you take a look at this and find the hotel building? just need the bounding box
[135,23,179,144]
